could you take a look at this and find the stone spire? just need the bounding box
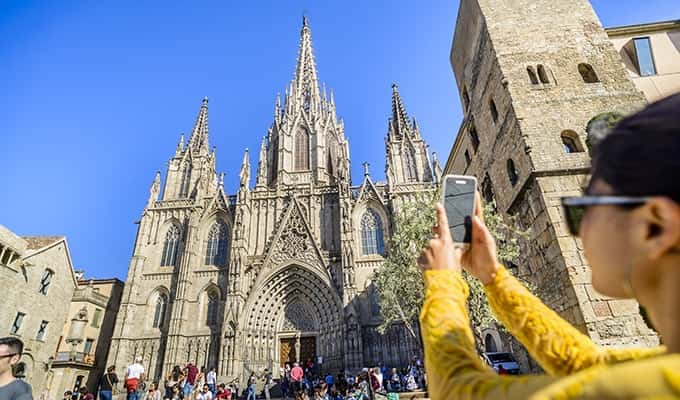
[147,171,161,208]
[175,133,185,156]
[292,16,321,113]
[239,148,251,189]
[390,83,410,139]
[188,97,210,153]
[256,138,268,187]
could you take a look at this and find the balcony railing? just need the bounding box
[53,351,95,366]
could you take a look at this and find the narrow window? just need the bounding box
[161,225,181,267]
[360,209,385,255]
[489,98,499,123]
[153,293,168,328]
[270,135,279,183]
[484,334,498,352]
[464,150,472,167]
[527,66,539,85]
[36,320,49,341]
[561,130,584,153]
[507,159,519,186]
[205,221,229,266]
[179,164,192,198]
[206,290,219,326]
[404,150,418,182]
[39,269,54,295]
[462,87,470,111]
[469,123,480,153]
[91,308,102,328]
[11,312,25,335]
[294,128,310,171]
[83,338,94,354]
[481,175,495,203]
[537,65,550,84]
[578,63,600,83]
[633,37,657,76]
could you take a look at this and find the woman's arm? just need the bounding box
[420,268,557,399]
[484,266,665,376]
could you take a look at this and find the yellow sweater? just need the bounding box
[419,266,680,399]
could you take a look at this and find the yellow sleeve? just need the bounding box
[484,266,665,377]
[419,269,556,399]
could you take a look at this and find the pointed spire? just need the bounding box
[275,93,282,120]
[239,148,251,188]
[175,132,185,156]
[147,171,161,208]
[390,83,410,139]
[362,162,370,177]
[293,15,320,111]
[219,172,225,189]
[411,116,421,137]
[256,137,268,187]
[432,152,443,183]
[188,97,210,153]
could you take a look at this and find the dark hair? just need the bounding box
[0,337,24,355]
[591,93,680,202]
[107,365,116,373]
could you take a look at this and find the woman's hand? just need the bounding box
[461,194,499,285]
[417,203,462,272]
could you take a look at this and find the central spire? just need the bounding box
[188,97,210,153]
[293,15,320,111]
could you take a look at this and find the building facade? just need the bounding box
[47,278,124,398]
[0,226,78,397]
[606,19,680,102]
[444,0,659,360]
[107,18,437,382]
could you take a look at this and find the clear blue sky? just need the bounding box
[1,1,677,280]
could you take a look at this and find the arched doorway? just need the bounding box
[239,263,344,377]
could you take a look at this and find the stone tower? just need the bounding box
[107,17,436,382]
[445,0,658,353]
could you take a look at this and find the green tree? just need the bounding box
[372,193,528,349]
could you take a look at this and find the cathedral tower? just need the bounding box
[445,0,657,358]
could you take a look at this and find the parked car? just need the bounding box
[482,352,521,375]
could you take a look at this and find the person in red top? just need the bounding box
[290,362,304,394]
[215,384,231,400]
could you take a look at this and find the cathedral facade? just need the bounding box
[107,18,439,382]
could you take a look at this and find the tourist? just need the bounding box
[323,372,334,388]
[280,372,290,400]
[418,95,680,398]
[215,384,230,400]
[195,384,212,400]
[244,373,257,400]
[143,383,161,400]
[77,387,95,400]
[63,391,72,400]
[169,385,181,400]
[0,337,32,400]
[98,365,118,400]
[195,367,206,390]
[262,368,273,400]
[183,363,198,399]
[290,362,304,395]
[371,368,381,393]
[125,356,145,400]
[164,366,181,400]
[206,367,217,396]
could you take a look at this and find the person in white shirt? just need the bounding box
[195,384,213,400]
[206,367,217,395]
[125,357,146,400]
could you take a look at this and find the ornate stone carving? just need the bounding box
[281,302,317,332]
[269,204,319,266]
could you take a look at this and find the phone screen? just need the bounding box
[443,176,476,243]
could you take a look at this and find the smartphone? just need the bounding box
[441,175,477,247]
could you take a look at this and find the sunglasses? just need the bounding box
[561,196,649,236]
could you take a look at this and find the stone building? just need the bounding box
[443,0,659,361]
[606,19,680,102]
[47,277,124,398]
[107,17,437,382]
[0,225,78,397]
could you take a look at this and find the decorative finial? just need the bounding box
[302,14,309,28]
[362,162,370,177]
[392,83,398,90]
[202,96,209,105]
[219,172,225,187]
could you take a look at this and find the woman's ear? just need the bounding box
[639,197,680,260]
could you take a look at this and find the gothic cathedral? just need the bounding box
[107,18,440,382]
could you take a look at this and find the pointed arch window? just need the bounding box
[578,63,599,83]
[489,98,499,124]
[179,164,192,198]
[38,269,54,295]
[206,289,219,326]
[270,135,279,183]
[537,65,551,84]
[360,209,385,255]
[462,87,470,112]
[469,123,480,153]
[561,130,584,153]
[205,221,229,266]
[161,225,181,267]
[153,292,168,328]
[507,159,519,186]
[527,66,539,85]
[405,150,418,182]
[295,128,310,171]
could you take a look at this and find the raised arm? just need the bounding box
[484,265,665,376]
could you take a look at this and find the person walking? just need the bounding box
[262,368,272,400]
[289,362,303,397]
[206,367,217,396]
[418,95,680,399]
[142,383,161,400]
[124,357,145,400]
[183,363,198,399]
[98,365,118,400]
[0,337,32,400]
[244,373,256,400]
[195,384,213,400]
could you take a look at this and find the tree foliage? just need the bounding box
[372,193,528,349]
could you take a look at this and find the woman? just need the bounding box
[143,383,162,400]
[417,94,680,398]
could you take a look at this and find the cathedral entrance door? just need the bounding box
[280,337,297,367]
[299,336,316,366]
[278,336,317,367]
